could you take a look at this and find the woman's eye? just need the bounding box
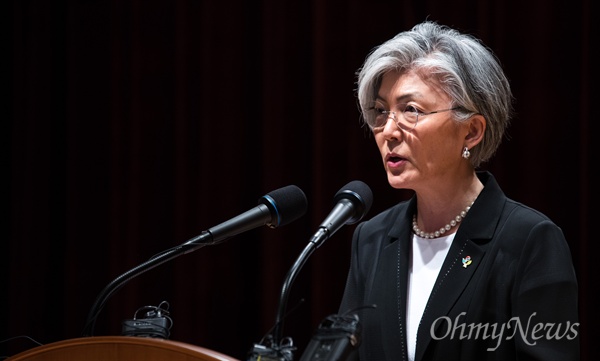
[404,105,419,114]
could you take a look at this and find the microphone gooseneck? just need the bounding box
[270,180,373,350]
[181,185,308,251]
[82,185,307,337]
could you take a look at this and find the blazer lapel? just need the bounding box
[376,235,411,360]
[413,171,505,361]
[375,202,414,360]
[414,237,486,361]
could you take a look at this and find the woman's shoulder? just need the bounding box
[353,200,412,243]
[365,200,410,224]
[502,198,560,229]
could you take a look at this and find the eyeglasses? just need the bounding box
[365,102,461,131]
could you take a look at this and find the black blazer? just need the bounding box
[339,172,579,361]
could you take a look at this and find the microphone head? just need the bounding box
[333,180,373,225]
[259,185,308,228]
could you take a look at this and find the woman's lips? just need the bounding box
[385,153,407,168]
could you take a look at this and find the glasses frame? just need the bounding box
[366,104,461,131]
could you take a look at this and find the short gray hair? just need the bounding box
[357,21,513,167]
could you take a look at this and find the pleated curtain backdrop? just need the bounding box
[6,1,596,360]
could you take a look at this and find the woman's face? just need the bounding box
[373,69,470,193]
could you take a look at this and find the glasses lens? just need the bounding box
[365,103,420,130]
[364,104,385,128]
[400,105,419,127]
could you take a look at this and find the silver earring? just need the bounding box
[462,147,471,159]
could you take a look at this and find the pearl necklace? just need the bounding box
[412,201,474,239]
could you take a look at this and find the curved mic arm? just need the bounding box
[268,181,372,352]
[81,232,210,337]
[272,229,327,347]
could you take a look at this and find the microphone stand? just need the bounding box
[251,229,328,360]
[82,231,213,337]
[273,228,328,346]
[250,182,371,360]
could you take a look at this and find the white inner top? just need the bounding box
[406,232,455,361]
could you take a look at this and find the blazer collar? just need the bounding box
[386,171,504,241]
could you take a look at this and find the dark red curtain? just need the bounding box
[6,0,596,360]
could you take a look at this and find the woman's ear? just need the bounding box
[464,114,486,148]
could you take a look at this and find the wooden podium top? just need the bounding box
[6,336,241,361]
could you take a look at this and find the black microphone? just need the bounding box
[308,180,373,248]
[266,180,373,353]
[182,184,308,251]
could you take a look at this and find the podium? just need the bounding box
[6,336,240,361]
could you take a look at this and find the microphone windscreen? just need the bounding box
[260,185,308,227]
[334,180,373,224]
